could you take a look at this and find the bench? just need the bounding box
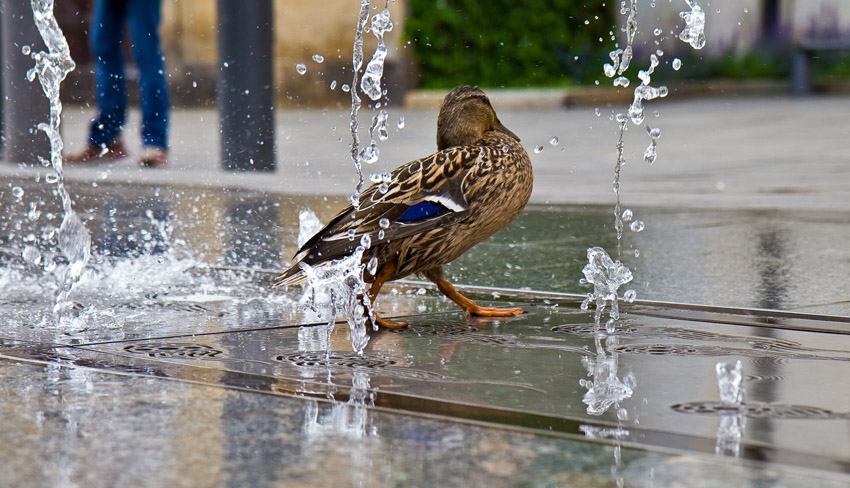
[791,39,850,95]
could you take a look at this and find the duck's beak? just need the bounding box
[493,118,520,142]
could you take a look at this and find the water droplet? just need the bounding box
[533,145,543,154]
[397,116,405,129]
[330,80,337,90]
[312,54,324,63]
[45,173,60,184]
[653,27,662,36]
[377,229,385,240]
[634,249,640,257]
[613,76,630,87]
[679,4,707,50]
[584,19,590,25]
[360,234,371,249]
[617,407,629,421]
[359,144,379,165]
[378,182,389,194]
[379,217,390,229]
[341,84,350,92]
[347,229,356,240]
[672,58,682,70]
[295,63,307,75]
[549,136,559,146]
[501,145,509,153]
[624,289,637,303]
[629,220,645,232]
[21,45,31,55]
[621,208,633,222]
[367,257,378,275]
[594,107,601,117]
[11,186,24,199]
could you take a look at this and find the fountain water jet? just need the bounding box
[583,0,707,329]
[27,0,91,321]
[294,1,395,354]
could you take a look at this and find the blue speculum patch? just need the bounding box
[398,201,449,222]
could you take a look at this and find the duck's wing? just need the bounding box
[275,147,480,285]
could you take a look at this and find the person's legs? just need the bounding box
[88,0,128,147]
[127,0,168,151]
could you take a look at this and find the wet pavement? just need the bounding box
[2,170,850,486]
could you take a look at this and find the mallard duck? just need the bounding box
[276,85,533,328]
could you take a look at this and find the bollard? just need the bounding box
[1,0,51,165]
[216,0,275,172]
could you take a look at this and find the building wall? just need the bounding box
[159,0,409,107]
[629,0,850,57]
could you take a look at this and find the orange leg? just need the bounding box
[367,258,408,329]
[425,267,524,317]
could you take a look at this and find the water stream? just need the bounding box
[27,0,91,322]
[715,359,746,456]
[583,0,707,330]
[297,0,394,354]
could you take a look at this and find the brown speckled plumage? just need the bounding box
[276,86,533,327]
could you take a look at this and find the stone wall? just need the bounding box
[160,0,411,107]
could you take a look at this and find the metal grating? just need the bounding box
[276,351,397,369]
[671,401,849,420]
[123,343,224,359]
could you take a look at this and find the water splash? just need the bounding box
[297,235,375,354]
[297,208,323,249]
[715,359,746,456]
[360,4,393,101]
[580,335,636,415]
[347,0,371,207]
[304,370,376,440]
[679,0,707,50]
[28,0,91,320]
[580,247,633,330]
[716,359,744,407]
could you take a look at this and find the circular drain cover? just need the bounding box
[671,401,848,420]
[277,351,396,369]
[123,343,224,359]
[551,323,640,336]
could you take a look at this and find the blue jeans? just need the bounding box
[88,0,168,149]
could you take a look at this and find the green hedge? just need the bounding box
[404,0,613,88]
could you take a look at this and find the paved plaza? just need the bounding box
[1,93,850,486]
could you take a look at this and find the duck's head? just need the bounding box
[436,85,520,150]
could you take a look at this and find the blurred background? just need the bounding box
[52,0,850,109]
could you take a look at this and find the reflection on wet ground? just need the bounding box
[2,178,850,486]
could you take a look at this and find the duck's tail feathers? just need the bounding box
[273,267,306,288]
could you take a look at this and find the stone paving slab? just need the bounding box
[2,355,848,488]
[4,300,850,477]
[3,95,849,210]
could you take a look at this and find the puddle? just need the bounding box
[2,177,850,481]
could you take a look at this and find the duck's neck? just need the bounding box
[436,125,485,151]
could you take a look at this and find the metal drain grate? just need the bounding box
[551,323,640,336]
[116,302,211,313]
[671,401,849,420]
[389,323,526,347]
[389,324,480,336]
[123,343,224,359]
[611,343,733,356]
[277,351,397,369]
